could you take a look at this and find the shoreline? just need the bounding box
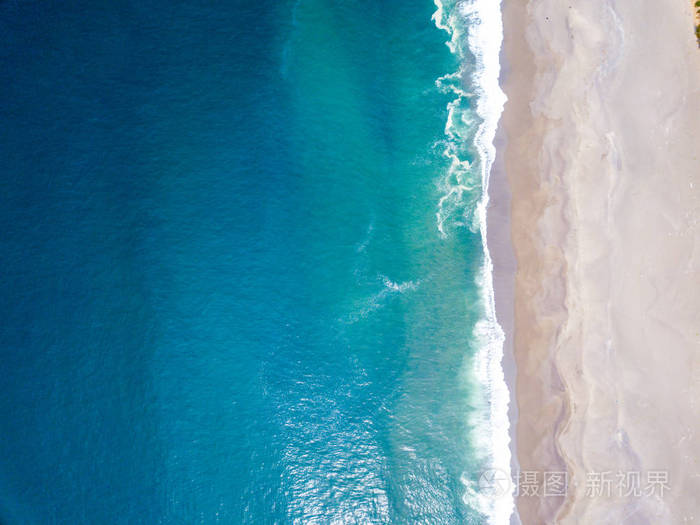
[496,0,700,522]
[487,115,521,525]
[432,1,518,522]
[495,0,570,521]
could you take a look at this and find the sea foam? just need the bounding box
[432,1,514,523]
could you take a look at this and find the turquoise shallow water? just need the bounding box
[0,0,509,523]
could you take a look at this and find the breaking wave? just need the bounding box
[432,1,514,523]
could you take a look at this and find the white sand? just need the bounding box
[499,0,700,522]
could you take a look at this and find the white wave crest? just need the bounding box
[432,1,514,524]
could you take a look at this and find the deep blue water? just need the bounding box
[0,1,500,523]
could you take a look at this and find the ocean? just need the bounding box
[0,0,511,523]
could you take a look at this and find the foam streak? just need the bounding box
[432,1,513,523]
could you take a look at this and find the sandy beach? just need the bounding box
[496,0,700,522]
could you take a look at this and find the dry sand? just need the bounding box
[497,0,700,522]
